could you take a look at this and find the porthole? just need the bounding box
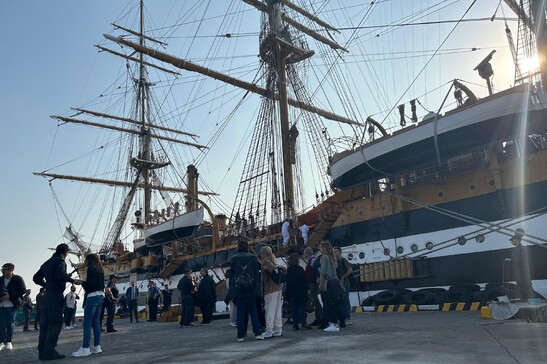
[410,243,419,253]
[475,234,485,243]
[383,248,391,256]
[426,241,434,250]
[488,180,495,186]
[358,251,365,259]
[397,246,404,254]
[457,236,467,245]
[347,253,354,261]
[469,184,476,190]
[437,191,444,197]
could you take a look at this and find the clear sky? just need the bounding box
[0,1,521,296]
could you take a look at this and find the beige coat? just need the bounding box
[261,258,282,295]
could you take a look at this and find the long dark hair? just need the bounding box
[84,254,103,273]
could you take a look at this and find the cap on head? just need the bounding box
[109,274,119,280]
[183,268,192,274]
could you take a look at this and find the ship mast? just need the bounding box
[269,0,295,221]
[139,0,152,224]
[104,0,351,231]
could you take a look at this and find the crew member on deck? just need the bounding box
[299,223,310,245]
[282,219,290,247]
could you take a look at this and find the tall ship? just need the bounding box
[36,0,547,305]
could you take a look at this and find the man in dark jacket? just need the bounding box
[147,281,161,322]
[33,243,81,361]
[102,275,119,332]
[125,282,140,323]
[0,263,27,351]
[303,247,323,327]
[334,246,353,325]
[161,285,172,313]
[229,240,264,341]
[22,289,33,332]
[177,269,196,327]
[197,269,216,324]
[35,288,45,330]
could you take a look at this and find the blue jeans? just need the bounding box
[289,299,306,325]
[82,295,104,348]
[236,297,262,339]
[0,306,16,343]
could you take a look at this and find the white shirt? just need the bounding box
[282,221,290,236]
[65,292,77,309]
[299,224,309,236]
[0,277,13,308]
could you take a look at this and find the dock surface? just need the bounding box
[5,311,547,363]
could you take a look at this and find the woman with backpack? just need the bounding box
[259,246,284,338]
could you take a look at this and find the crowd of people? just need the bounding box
[224,240,354,342]
[0,239,356,359]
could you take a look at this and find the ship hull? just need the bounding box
[328,180,547,245]
[327,179,547,298]
[330,85,546,189]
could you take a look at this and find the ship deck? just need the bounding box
[8,310,547,363]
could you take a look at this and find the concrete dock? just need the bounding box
[4,311,547,363]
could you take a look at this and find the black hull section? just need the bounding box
[328,180,547,244]
[358,244,547,292]
[333,109,547,189]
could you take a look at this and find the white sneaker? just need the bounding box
[262,331,273,338]
[236,337,245,342]
[345,320,352,325]
[72,324,78,328]
[323,324,340,332]
[5,342,13,350]
[64,326,73,330]
[230,322,237,327]
[91,345,102,354]
[255,334,264,340]
[0,343,5,351]
[72,347,91,357]
[272,330,283,337]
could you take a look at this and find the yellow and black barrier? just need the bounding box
[354,302,485,313]
[440,302,483,311]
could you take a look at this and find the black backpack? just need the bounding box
[234,260,256,293]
